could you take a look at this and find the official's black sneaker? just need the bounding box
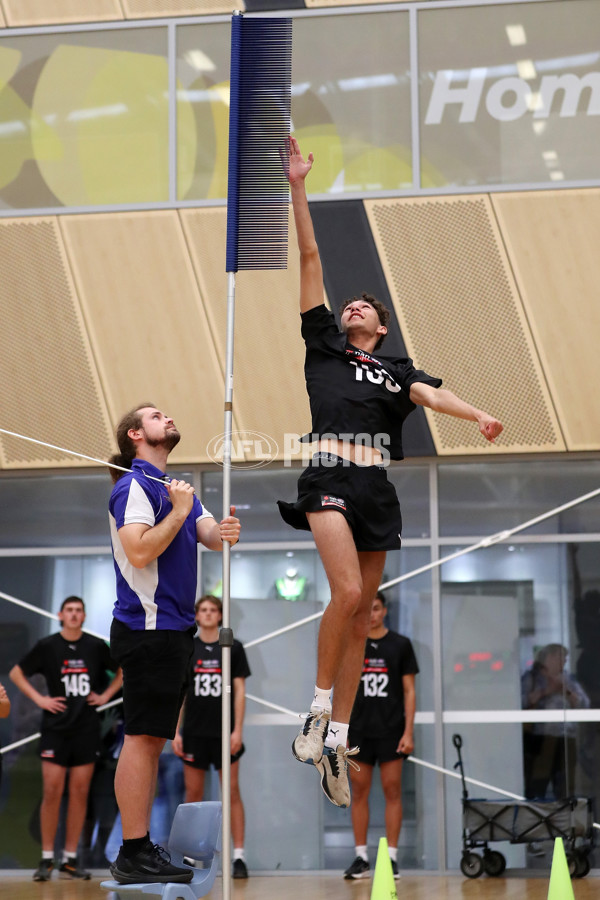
[33,859,54,882]
[59,858,91,880]
[390,858,400,879]
[343,856,370,879]
[110,842,194,884]
[233,858,248,879]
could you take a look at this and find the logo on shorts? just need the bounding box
[41,749,55,758]
[321,494,346,510]
[183,753,195,763]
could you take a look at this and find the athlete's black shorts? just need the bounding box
[181,736,245,770]
[277,453,402,551]
[349,729,406,766]
[110,618,194,740]
[40,725,101,767]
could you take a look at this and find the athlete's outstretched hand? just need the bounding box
[287,136,313,185]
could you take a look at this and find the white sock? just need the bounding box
[312,685,332,711]
[233,848,245,861]
[42,851,54,861]
[325,720,348,750]
[356,845,368,862]
[62,851,73,863]
[388,846,398,862]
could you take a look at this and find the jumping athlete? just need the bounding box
[278,136,503,808]
[173,595,251,879]
[10,595,122,882]
[344,592,418,880]
[107,404,240,886]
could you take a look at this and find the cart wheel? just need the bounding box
[574,853,590,878]
[460,853,484,878]
[483,850,506,877]
[566,852,578,878]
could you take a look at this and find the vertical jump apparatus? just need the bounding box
[223,11,292,898]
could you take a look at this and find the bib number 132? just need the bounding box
[361,672,389,697]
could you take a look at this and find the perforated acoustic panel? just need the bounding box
[1,0,123,25]
[61,211,229,465]
[493,190,600,452]
[181,208,313,463]
[365,196,565,455]
[0,218,113,468]
[122,0,242,16]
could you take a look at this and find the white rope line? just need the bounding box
[380,483,600,592]
[0,697,123,755]
[245,693,299,717]
[243,611,323,648]
[0,590,109,641]
[245,693,600,827]
[0,427,166,485]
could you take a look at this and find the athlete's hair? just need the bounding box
[195,595,223,620]
[339,292,391,351]
[108,402,156,484]
[60,595,85,613]
[375,590,387,607]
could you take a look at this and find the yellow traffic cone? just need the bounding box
[370,837,398,900]
[547,838,575,900]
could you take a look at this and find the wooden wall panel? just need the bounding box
[0,218,113,468]
[1,0,123,25]
[365,196,565,455]
[60,211,232,465]
[180,208,312,463]
[121,0,241,17]
[493,189,600,451]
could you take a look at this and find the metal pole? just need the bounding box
[220,269,236,900]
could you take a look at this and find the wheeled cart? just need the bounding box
[452,733,594,879]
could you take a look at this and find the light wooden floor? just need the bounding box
[2,870,599,900]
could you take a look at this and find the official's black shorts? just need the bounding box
[349,729,406,766]
[110,618,194,740]
[181,736,245,770]
[40,725,101,767]
[277,454,402,551]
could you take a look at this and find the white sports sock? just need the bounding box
[233,848,245,861]
[42,851,54,861]
[355,845,368,862]
[325,720,348,750]
[388,846,398,862]
[312,685,332,710]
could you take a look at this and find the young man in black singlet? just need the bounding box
[279,136,503,809]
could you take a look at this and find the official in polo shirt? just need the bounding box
[107,403,240,886]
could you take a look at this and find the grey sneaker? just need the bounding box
[33,859,54,882]
[344,856,370,879]
[292,705,330,765]
[315,744,360,807]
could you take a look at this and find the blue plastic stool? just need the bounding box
[101,801,222,900]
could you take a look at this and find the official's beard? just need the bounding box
[144,429,181,452]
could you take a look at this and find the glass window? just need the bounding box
[440,543,574,712]
[438,460,600,537]
[202,467,311,543]
[178,11,412,200]
[0,27,168,209]
[0,474,112,547]
[388,464,431,539]
[419,0,600,187]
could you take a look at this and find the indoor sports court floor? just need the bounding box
[3,870,599,900]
